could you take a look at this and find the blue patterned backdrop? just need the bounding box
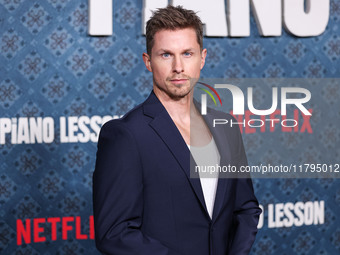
[0,0,340,254]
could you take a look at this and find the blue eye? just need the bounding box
[162,53,170,58]
[183,52,192,57]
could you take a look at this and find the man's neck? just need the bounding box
[153,87,211,146]
[153,88,193,124]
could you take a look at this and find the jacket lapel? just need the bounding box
[143,91,209,217]
[202,110,233,222]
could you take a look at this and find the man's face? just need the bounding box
[143,28,207,100]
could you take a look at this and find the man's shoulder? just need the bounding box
[102,102,145,130]
[100,94,155,138]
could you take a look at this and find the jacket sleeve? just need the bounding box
[93,121,180,255]
[228,124,262,255]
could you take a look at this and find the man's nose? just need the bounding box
[172,55,184,73]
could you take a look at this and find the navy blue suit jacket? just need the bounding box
[93,91,261,255]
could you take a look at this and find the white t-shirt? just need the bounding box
[189,138,220,219]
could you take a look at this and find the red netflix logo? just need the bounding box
[16,216,94,245]
[230,109,313,134]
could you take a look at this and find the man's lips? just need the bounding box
[169,78,189,84]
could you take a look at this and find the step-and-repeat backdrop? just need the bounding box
[1,0,340,254]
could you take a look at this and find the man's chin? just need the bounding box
[167,89,192,100]
[154,83,194,101]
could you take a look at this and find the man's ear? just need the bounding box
[200,48,207,70]
[142,53,152,72]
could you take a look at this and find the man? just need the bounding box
[93,5,261,255]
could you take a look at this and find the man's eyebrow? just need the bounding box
[157,48,196,53]
[157,48,173,53]
[182,48,195,52]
